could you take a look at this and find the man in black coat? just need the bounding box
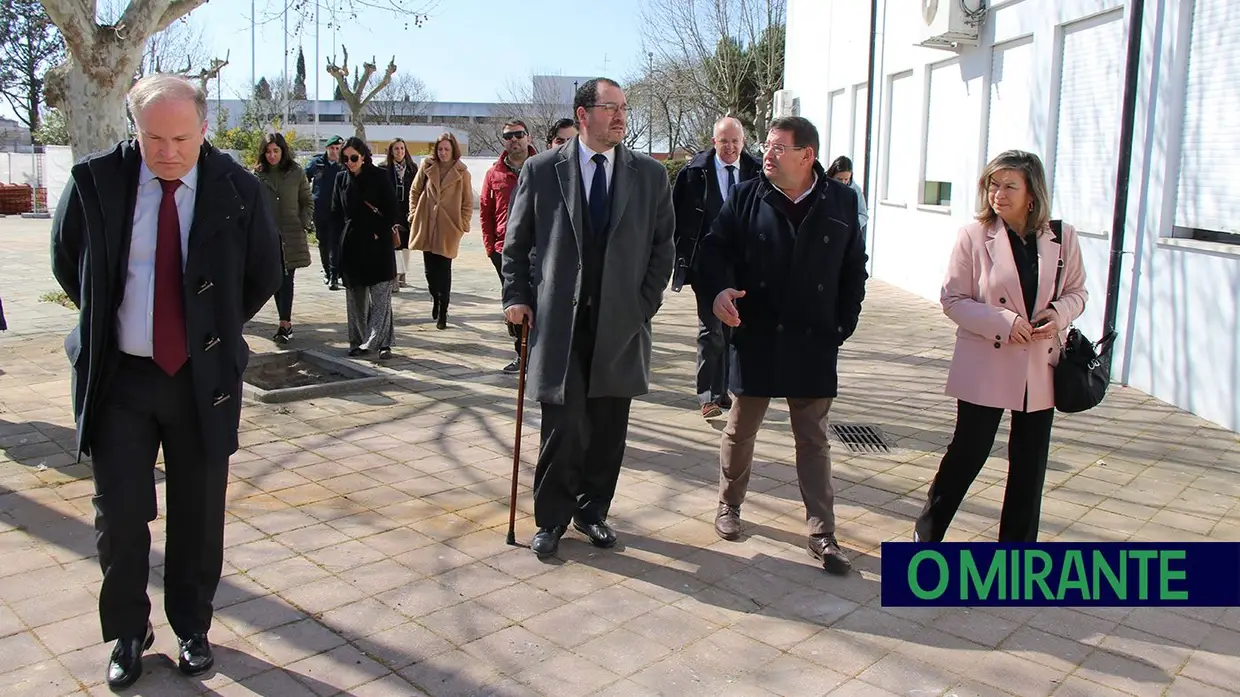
[50,74,283,689]
[672,116,760,419]
[305,135,345,288]
[697,116,868,575]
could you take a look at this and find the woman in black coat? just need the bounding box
[380,138,418,291]
[331,137,400,359]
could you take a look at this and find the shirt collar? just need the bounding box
[139,160,199,193]
[715,153,739,173]
[578,141,615,170]
[777,173,817,204]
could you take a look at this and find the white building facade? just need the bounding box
[784,0,1240,433]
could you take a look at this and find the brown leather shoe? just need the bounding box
[808,533,852,575]
[715,503,741,540]
[702,402,723,419]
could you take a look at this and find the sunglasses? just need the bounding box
[345,154,361,163]
[501,130,528,140]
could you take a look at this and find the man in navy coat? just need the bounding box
[697,116,868,575]
[51,74,282,688]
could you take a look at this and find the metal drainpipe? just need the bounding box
[1101,0,1146,374]
[862,0,879,205]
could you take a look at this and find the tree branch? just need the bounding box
[38,0,96,56]
[359,57,396,106]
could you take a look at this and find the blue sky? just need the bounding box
[194,0,649,102]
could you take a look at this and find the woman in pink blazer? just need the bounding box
[915,150,1087,543]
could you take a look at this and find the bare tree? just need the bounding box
[135,16,210,79]
[38,0,434,159]
[366,71,433,124]
[243,75,304,129]
[639,0,786,142]
[462,72,576,157]
[326,45,396,139]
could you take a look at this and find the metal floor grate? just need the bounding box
[830,423,893,453]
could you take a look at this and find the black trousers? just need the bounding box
[315,215,338,280]
[90,354,229,642]
[424,251,453,311]
[692,283,730,406]
[915,399,1055,543]
[533,320,632,528]
[274,268,295,322]
[490,251,521,357]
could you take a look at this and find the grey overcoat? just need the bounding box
[501,138,676,404]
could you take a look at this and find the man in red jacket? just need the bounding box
[481,119,537,373]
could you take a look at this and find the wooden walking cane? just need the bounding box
[506,319,531,546]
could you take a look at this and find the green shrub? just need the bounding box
[663,158,689,185]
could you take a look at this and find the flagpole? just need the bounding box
[283,0,290,129]
[250,0,256,95]
[314,0,320,148]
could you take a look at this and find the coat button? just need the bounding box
[576,263,582,270]
[571,298,578,306]
[817,284,824,291]
[1000,297,1006,304]
[822,235,829,243]
[994,342,1001,349]
[759,281,766,289]
[776,324,784,332]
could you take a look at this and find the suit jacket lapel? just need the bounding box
[556,139,584,251]
[1034,226,1062,313]
[607,145,634,239]
[983,219,1028,319]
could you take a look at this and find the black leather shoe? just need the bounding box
[177,633,214,676]
[107,623,154,690]
[531,526,566,557]
[808,533,852,576]
[573,517,618,548]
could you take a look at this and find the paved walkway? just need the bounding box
[1,214,1238,697]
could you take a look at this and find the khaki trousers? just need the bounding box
[719,396,836,535]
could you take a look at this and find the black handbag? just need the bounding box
[1049,220,1116,413]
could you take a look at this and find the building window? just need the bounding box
[924,60,967,207]
[852,83,868,183]
[1052,10,1124,235]
[1174,0,1240,244]
[827,89,848,163]
[986,37,1037,163]
[883,72,915,204]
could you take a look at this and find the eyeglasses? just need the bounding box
[345,154,361,163]
[585,102,629,115]
[759,142,806,156]
[501,130,528,140]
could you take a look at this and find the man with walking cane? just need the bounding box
[501,78,676,558]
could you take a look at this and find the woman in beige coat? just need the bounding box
[409,132,472,329]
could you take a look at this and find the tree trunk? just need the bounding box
[39,0,207,160]
[44,48,136,159]
[352,115,366,141]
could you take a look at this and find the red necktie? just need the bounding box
[153,178,187,375]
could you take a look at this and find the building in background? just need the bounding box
[782,0,1239,432]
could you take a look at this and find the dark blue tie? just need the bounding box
[589,153,607,235]
[725,165,736,200]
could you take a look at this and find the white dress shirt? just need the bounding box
[715,154,740,203]
[777,173,819,204]
[116,161,199,357]
[578,141,615,203]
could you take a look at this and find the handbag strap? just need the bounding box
[1049,219,1064,302]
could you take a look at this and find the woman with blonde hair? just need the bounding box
[409,132,472,329]
[380,137,418,290]
[915,150,1088,543]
